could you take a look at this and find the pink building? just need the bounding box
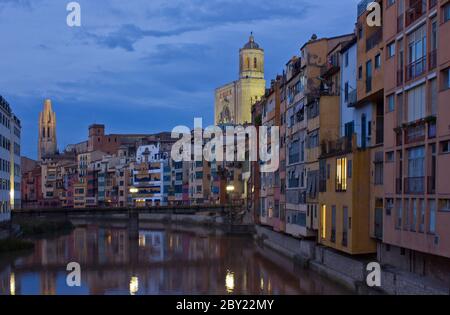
[381,0,450,286]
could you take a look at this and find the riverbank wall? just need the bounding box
[255,225,449,295]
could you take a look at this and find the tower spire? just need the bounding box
[38,99,57,160]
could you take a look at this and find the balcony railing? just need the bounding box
[428,176,436,194]
[429,49,437,70]
[406,56,426,81]
[406,0,427,28]
[404,177,425,194]
[405,123,426,144]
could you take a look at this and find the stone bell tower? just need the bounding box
[38,99,57,160]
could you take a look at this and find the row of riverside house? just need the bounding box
[250,0,450,290]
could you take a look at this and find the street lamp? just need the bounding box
[129,187,138,208]
[226,185,235,192]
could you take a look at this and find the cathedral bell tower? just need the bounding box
[239,32,264,80]
[38,99,57,160]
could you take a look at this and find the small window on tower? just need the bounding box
[254,57,257,69]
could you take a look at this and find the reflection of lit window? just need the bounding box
[10,273,15,296]
[321,205,327,239]
[336,158,347,192]
[260,277,264,291]
[225,270,235,294]
[129,276,139,295]
[138,235,146,247]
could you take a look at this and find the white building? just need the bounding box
[132,144,169,207]
[0,96,21,223]
[340,39,372,149]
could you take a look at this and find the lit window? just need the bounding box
[321,205,327,239]
[336,158,347,192]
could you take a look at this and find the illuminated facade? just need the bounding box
[215,34,266,125]
[38,99,57,161]
[0,96,21,221]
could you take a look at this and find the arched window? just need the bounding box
[247,57,250,69]
[254,57,258,69]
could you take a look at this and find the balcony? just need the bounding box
[404,177,425,194]
[405,122,426,144]
[396,178,403,194]
[406,56,426,81]
[320,136,353,158]
[366,28,382,52]
[428,176,436,194]
[429,50,437,70]
[405,0,427,28]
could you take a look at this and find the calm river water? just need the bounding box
[0,221,351,295]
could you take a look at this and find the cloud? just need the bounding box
[79,24,205,52]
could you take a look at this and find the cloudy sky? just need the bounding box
[0,0,360,159]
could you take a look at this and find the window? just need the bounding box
[336,158,347,192]
[444,3,450,23]
[442,141,450,154]
[374,161,383,185]
[443,68,450,90]
[440,199,450,212]
[386,151,395,162]
[396,199,402,229]
[342,207,348,246]
[321,205,326,239]
[386,198,394,216]
[429,199,436,233]
[375,54,381,68]
[344,82,349,102]
[407,84,426,122]
[358,66,363,79]
[345,52,349,67]
[387,94,395,112]
[387,42,396,58]
[419,199,425,233]
[347,160,352,179]
[331,206,336,243]
[408,146,425,178]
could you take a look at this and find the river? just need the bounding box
[0,221,352,295]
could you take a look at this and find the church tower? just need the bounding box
[215,33,266,125]
[38,99,57,160]
[239,32,265,80]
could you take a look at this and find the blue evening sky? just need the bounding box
[0,0,360,159]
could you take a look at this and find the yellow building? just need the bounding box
[215,33,266,125]
[319,135,376,254]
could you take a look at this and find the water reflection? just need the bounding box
[0,223,351,295]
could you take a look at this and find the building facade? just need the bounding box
[380,0,450,284]
[0,96,21,222]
